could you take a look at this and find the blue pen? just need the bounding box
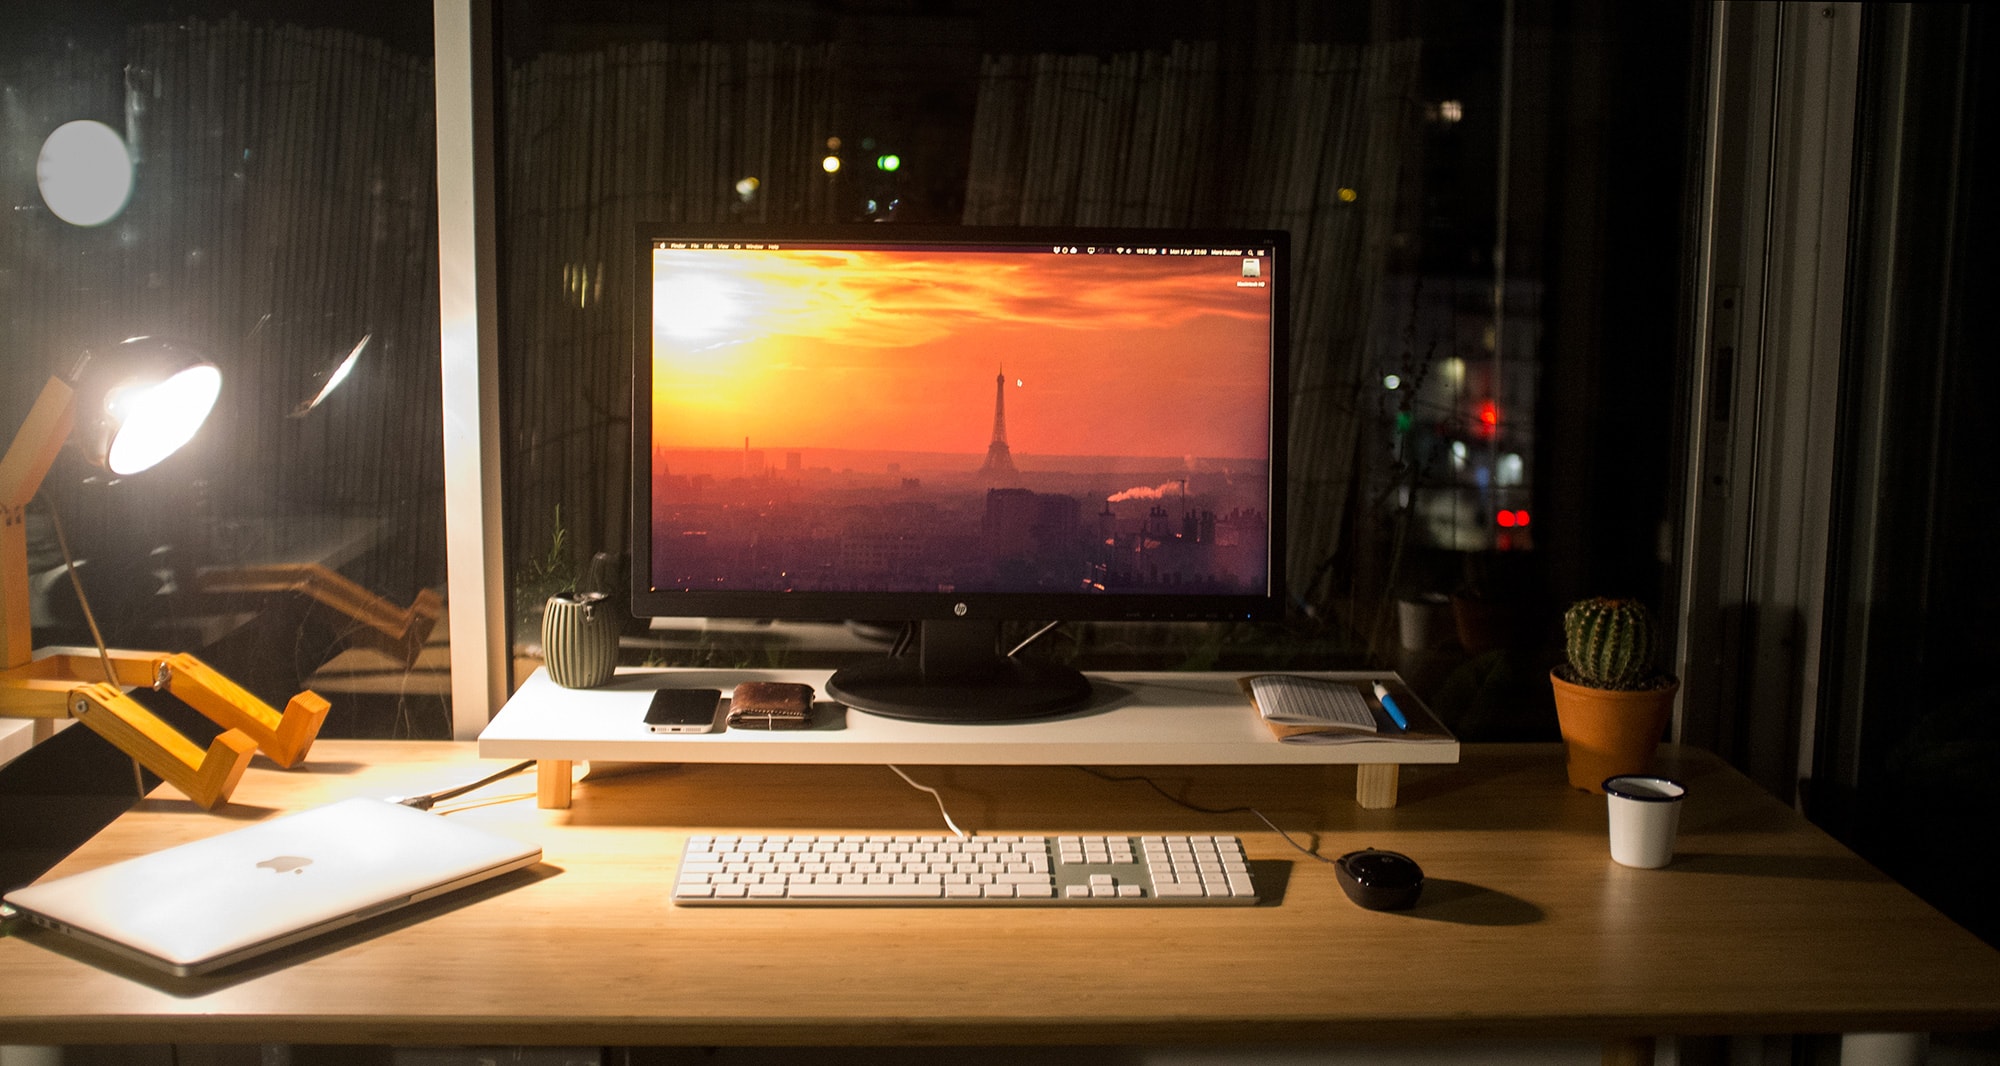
[1372,682,1409,730]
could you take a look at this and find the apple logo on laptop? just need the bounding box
[256,855,312,875]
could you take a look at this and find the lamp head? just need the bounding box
[66,337,222,476]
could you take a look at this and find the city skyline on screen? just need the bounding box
[643,240,1277,597]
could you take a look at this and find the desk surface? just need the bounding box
[2,741,1997,1047]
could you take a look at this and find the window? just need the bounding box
[492,0,1696,748]
[1,4,450,756]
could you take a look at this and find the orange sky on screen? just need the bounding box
[650,246,1273,460]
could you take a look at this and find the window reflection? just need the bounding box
[2,8,447,748]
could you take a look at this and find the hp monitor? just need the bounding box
[632,225,1287,722]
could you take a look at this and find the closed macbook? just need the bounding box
[3,796,542,976]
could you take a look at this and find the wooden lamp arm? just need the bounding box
[2,376,76,673]
[1,649,330,807]
[156,652,329,767]
[65,681,257,810]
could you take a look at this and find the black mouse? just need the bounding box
[1335,848,1424,911]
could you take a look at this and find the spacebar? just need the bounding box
[786,882,944,899]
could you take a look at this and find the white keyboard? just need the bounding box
[671,833,1258,905]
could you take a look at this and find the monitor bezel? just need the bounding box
[628,223,1290,627]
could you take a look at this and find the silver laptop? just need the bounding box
[3,797,542,976]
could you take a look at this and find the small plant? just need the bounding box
[514,504,577,626]
[1558,597,1668,691]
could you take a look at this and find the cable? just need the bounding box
[47,500,145,796]
[1006,620,1063,657]
[886,764,967,839]
[1072,766,1340,867]
[45,502,116,685]
[391,759,537,811]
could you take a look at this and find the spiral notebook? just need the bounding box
[3,797,541,977]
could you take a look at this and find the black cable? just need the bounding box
[1072,766,1340,866]
[394,759,537,811]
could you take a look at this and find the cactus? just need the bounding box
[1562,597,1659,690]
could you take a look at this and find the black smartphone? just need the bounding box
[644,688,723,734]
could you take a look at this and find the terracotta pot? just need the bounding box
[1549,670,1679,792]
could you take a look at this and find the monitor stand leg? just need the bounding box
[537,758,573,808]
[1356,763,1401,809]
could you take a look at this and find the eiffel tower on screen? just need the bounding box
[978,367,1018,480]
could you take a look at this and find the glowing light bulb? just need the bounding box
[105,365,222,475]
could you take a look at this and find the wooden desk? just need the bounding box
[2,741,1997,1058]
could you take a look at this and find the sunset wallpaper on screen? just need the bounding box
[646,241,1276,598]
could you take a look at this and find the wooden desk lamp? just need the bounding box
[0,339,329,809]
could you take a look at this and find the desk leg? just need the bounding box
[1601,1035,1654,1066]
[537,758,573,808]
[1355,763,1400,808]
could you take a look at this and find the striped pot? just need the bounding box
[542,593,619,688]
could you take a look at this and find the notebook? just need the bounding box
[3,796,542,976]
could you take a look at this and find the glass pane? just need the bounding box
[496,2,1692,741]
[1,4,448,797]
[1820,3,2000,950]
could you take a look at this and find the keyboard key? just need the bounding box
[789,881,943,899]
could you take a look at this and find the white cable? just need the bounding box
[1006,620,1063,657]
[886,764,967,839]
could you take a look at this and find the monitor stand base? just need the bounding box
[825,620,1092,723]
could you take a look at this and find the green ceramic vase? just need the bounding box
[542,592,619,688]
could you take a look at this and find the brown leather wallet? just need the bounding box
[727,681,815,729]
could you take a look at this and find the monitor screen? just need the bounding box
[632,225,1288,720]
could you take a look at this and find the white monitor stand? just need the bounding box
[479,667,1458,810]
